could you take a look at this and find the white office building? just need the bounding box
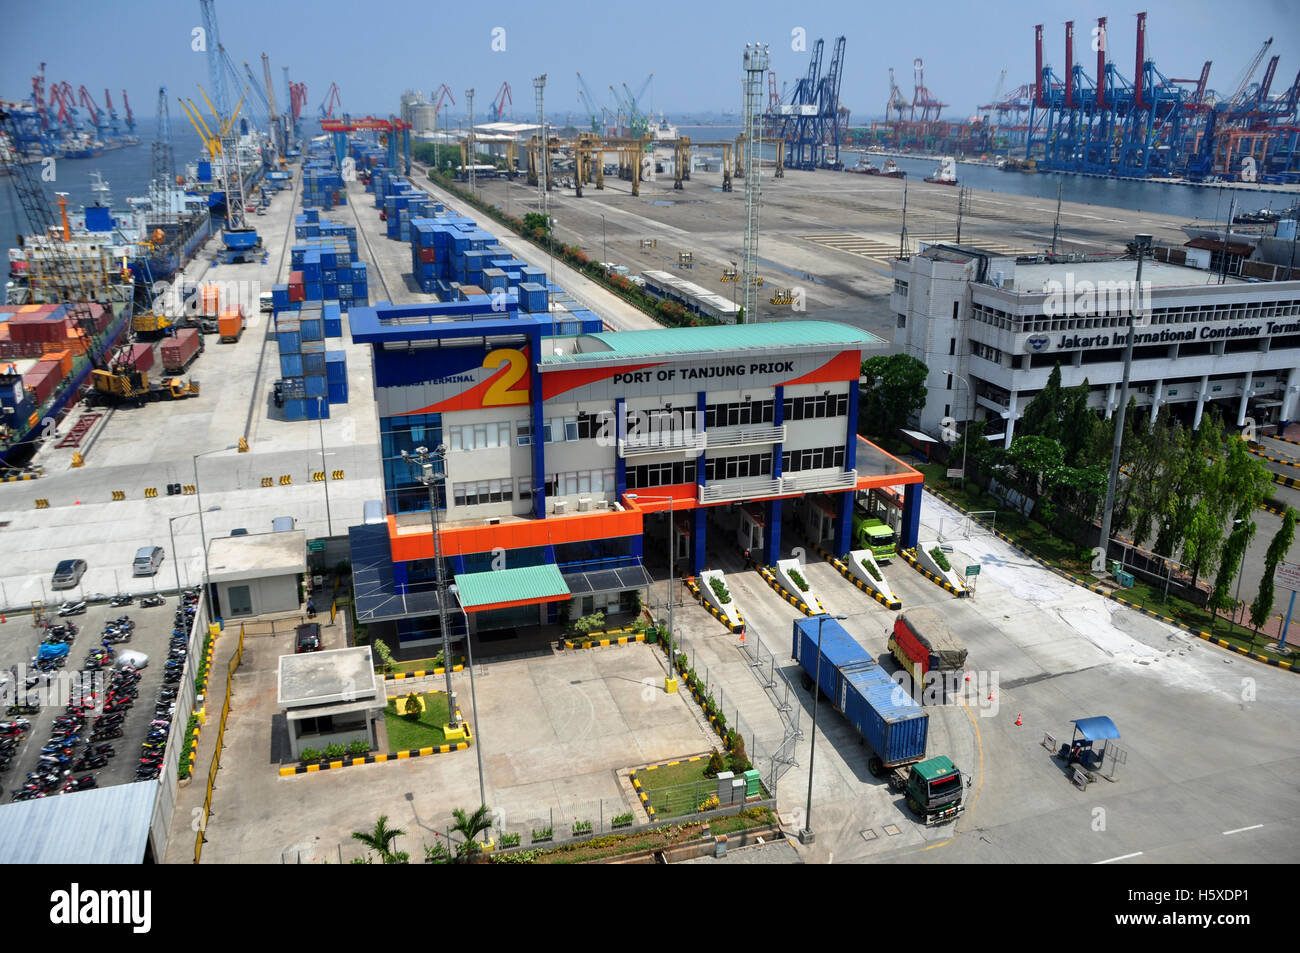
[891,244,1300,445]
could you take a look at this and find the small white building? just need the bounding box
[207,531,307,619]
[277,646,386,759]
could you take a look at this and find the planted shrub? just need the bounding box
[929,547,953,572]
[300,747,322,762]
[788,568,810,592]
[729,732,751,773]
[704,748,726,778]
[531,826,553,843]
[860,558,882,581]
[697,794,720,812]
[324,743,346,759]
[611,812,634,829]
[423,842,451,864]
[403,692,422,720]
[571,819,593,837]
[346,739,370,756]
[708,577,732,605]
[498,832,522,848]
[373,638,395,673]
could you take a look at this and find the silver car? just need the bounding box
[51,559,87,590]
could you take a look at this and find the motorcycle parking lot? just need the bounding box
[0,594,199,799]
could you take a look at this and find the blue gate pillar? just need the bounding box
[692,507,707,574]
[834,490,854,555]
[901,482,922,550]
[764,499,783,565]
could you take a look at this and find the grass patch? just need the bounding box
[493,807,776,864]
[383,692,454,751]
[382,654,448,675]
[637,759,769,818]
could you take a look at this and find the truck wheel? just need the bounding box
[906,794,922,816]
[800,673,813,692]
[868,755,884,778]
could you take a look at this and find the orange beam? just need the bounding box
[464,592,571,614]
[388,505,644,562]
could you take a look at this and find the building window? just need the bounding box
[949,338,956,356]
[779,446,844,473]
[781,394,848,421]
[944,404,950,418]
[703,453,772,482]
[516,420,532,446]
[952,301,959,320]
[946,374,953,391]
[703,399,774,429]
[897,314,906,329]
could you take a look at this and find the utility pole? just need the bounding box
[465,88,476,196]
[401,445,459,727]
[899,182,909,258]
[742,42,769,325]
[533,75,548,219]
[1050,180,1063,254]
[1097,234,1152,572]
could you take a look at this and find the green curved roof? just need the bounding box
[542,320,884,364]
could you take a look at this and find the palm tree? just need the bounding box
[352,814,407,864]
[451,805,493,863]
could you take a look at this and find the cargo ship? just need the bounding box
[880,158,905,178]
[924,156,958,185]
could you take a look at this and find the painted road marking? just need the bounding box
[1094,851,1144,864]
[1222,824,1264,836]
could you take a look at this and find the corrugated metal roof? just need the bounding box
[0,780,156,864]
[542,321,883,364]
[453,563,570,610]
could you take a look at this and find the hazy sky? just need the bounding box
[1,0,1295,121]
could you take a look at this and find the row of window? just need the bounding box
[627,460,697,489]
[703,453,773,482]
[971,299,1300,334]
[448,421,513,452]
[783,394,848,421]
[971,341,1004,365]
[781,445,845,473]
[704,400,776,428]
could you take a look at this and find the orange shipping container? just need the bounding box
[201,284,221,318]
[44,349,73,377]
[218,314,244,339]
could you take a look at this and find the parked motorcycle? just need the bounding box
[109,594,133,607]
[139,594,165,608]
[62,775,97,792]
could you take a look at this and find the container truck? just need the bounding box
[792,616,967,825]
[218,308,244,343]
[889,607,968,686]
[160,328,203,373]
[90,369,200,405]
[852,514,897,561]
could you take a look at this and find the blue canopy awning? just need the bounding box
[1071,716,1120,742]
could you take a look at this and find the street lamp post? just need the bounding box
[193,446,235,624]
[169,507,220,600]
[449,584,489,844]
[1227,517,1250,636]
[1098,234,1152,572]
[601,214,607,267]
[943,370,974,483]
[800,613,848,845]
[316,396,333,536]
[626,492,678,693]
[402,445,458,724]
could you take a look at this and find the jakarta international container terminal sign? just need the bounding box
[376,344,864,417]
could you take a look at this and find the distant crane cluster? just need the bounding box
[2,61,140,159]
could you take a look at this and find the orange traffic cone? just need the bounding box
[1,613,6,624]
[965,671,972,682]
[1015,713,1023,726]
[738,628,746,642]
[75,498,81,505]
[988,690,994,702]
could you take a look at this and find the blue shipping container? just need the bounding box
[304,374,328,398]
[792,616,928,767]
[300,318,323,342]
[303,352,326,376]
[327,379,348,405]
[324,350,347,382]
[324,318,342,338]
[279,353,304,377]
[283,397,307,421]
[306,394,331,419]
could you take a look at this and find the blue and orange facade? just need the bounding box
[347,271,923,649]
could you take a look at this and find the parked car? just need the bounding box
[230,528,249,537]
[51,559,87,590]
[132,545,165,577]
[295,623,322,653]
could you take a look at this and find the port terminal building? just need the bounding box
[891,244,1300,444]
[347,300,923,649]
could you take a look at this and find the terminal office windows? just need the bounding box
[783,394,848,421]
[454,479,514,506]
[704,399,775,428]
[781,445,845,473]
[627,460,697,489]
[703,452,773,482]
[448,421,511,451]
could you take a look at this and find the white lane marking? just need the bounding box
[1094,851,1144,864]
[1222,824,1263,836]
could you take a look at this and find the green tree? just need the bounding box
[1208,509,1256,625]
[351,815,407,864]
[522,212,550,237]
[1018,362,1064,443]
[728,732,751,773]
[451,805,494,863]
[1250,507,1297,636]
[703,748,726,779]
[1058,379,1097,468]
[1004,434,1065,499]
[859,354,929,440]
[403,692,422,719]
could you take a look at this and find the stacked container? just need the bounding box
[325,350,348,405]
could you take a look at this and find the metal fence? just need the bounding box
[193,623,245,863]
[732,618,804,787]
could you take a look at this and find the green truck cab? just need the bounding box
[893,755,967,825]
[852,514,897,561]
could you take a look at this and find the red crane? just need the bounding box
[121,89,135,134]
[489,81,512,121]
[31,62,49,129]
[290,82,308,120]
[432,83,456,118]
[77,85,102,129]
[318,82,342,120]
[50,82,76,127]
[910,58,947,121]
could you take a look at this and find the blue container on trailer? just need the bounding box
[279,352,305,377]
[304,374,328,398]
[272,285,290,310]
[839,662,929,767]
[792,617,865,699]
[327,379,348,405]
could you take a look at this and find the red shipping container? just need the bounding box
[23,361,62,405]
[419,247,436,263]
[160,327,202,373]
[7,314,48,344]
[124,342,154,373]
[289,270,305,286]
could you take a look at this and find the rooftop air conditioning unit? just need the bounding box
[577,498,592,512]
[595,500,610,511]
[553,500,568,515]
[485,517,502,525]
